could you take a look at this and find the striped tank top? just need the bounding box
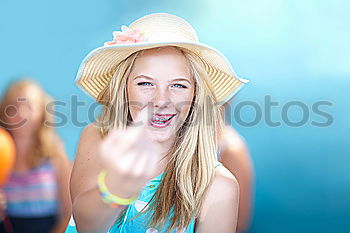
[65,162,222,233]
[3,158,59,217]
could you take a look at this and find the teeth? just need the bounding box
[152,115,173,122]
[154,117,170,121]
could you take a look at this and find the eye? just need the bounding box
[137,82,153,86]
[172,83,187,88]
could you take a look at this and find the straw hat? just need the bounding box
[75,12,249,104]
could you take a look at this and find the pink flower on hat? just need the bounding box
[104,25,146,46]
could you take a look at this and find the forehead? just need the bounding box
[129,47,192,81]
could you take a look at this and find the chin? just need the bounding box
[150,135,172,144]
[147,126,176,144]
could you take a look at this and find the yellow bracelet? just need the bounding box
[97,169,138,207]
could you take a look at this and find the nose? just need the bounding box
[152,86,171,110]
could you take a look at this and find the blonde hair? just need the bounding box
[0,79,62,168]
[96,46,223,232]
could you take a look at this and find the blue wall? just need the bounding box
[1,0,349,232]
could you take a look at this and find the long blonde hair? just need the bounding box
[0,79,62,168]
[97,46,223,232]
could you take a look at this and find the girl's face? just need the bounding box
[5,86,43,136]
[127,47,195,144]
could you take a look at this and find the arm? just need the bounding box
[219,126,254,232]
[71,111,165,233]
[69,118,159,233]
[49,137,73,233]
[69,124,123,233]
[195,166,240,233]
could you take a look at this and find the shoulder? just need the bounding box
[73,122,103,165]
[73,123,103,168]
[80,122,102,139]
[196,166,239,232]
[70,123,104,201]
[209,165,239,200]
[73,123,103,163]
[203,165,239,209]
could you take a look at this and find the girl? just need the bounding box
[0,79,72,233]
[66,13,249,233]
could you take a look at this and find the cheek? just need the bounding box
[172,91,194,119]
[128,104,142,122]
[175,88,194,103]
[127,87,148,121]
[180,104,192,117]
[127,85,153,103]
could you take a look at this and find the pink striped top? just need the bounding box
[3,158,59,217]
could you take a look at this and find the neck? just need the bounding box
[11,127,36,139]
[12,132,37,165]
[156,139,174,175]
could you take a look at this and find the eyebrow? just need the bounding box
[134,75,192,83]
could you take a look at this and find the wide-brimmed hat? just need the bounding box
[75,12,249,104]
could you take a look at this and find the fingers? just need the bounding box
[130,107,151,129]
[132,148,158,179]
[128,107,152,141]
[101,107,155,159]
[100,107,147,158]
[100,127,136,157]
[99,107,161,170]
[103,108,150,148]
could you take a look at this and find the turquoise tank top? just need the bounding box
[65,162,222,233]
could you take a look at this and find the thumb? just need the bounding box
[129,107,151,135]
[129,108,161,148]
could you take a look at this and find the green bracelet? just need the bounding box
[97,169,138,207]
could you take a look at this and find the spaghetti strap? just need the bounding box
[214,161,222,168]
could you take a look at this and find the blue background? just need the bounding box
[1,0,349,232]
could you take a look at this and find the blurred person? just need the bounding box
[218,101,254,232]
[0,79,72,233]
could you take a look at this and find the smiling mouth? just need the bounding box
[150,114,176,128]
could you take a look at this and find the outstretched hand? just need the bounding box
[99,108,163,199]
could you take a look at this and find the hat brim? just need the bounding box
[75,41,249,105]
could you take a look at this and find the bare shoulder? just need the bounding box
[72,122,102,164]
[74,123,103,163]
[196,166,239,233]
[70,123,104,201]
[203,165,239,205]
[209,165,239,199]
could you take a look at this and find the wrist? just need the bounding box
[98,169,138,208]
[104,170,136,199]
